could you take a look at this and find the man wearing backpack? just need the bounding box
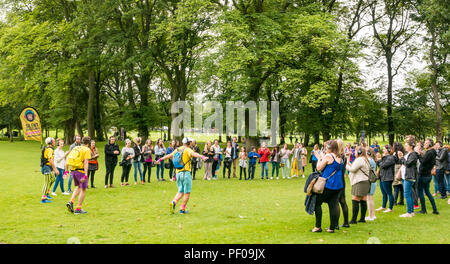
[156,137,208,214]
[63,136,92,215]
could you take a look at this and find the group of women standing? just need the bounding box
[310,135,447,233]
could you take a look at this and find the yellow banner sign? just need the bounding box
[19,107,42,142]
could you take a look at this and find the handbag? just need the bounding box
[361,159,377,183]
[164,162,171,169]
[312,167,339,194]
[88,162,98,171]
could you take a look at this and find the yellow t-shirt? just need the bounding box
[173,147,194,173]
[69,146,92,173]
[43,147,54,166]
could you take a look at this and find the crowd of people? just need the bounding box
[306,136,449,233]
[38,134,450,220]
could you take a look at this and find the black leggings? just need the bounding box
[191,163,198,180]
[394,184,404,204]
[312,160,318,172]
[240,166,247,180]
[168,160,174,179]
[105,163,116,186]
[88,170,96,187]
[121,164,132,183]
[212,160,219,177]
[223,160,232,179]
[336,188,349,227]
[143,162,152,182]
[314,188,341,230]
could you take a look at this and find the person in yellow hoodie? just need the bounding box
[64,136,92,215]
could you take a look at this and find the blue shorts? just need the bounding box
[176,171,192,194]
[41,165,52,175]
[369,182,377,196]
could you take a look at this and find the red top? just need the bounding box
[258,147,271,163]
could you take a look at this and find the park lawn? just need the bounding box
[0,140,448,244]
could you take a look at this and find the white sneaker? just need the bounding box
[62,192,70,195]
[287,176,291,179]
[270,177,273,180]
[399,213,413,218]
[302,175,305,178]
[276,177,279,180]
[383,209,392,213]
[365,216,374,221]
[51,192,57,196]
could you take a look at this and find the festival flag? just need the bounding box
[19,107,42,142]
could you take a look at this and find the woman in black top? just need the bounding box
[376,145,396,212]
[104,136,120,188]
[397,137,419,217]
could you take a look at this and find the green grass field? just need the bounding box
[0,140,448,244]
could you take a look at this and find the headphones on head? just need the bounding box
[386,146,391,153]
[357,147,363,156]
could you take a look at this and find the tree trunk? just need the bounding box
[304,133,310,147]
[314,132,320,145]
[64,119,75,145]
[87,70,96,139]
[94,79,104,142]
[76,119,83,137]
[386,54,395,146]
[8,124,13,142]
[429,29,443,141]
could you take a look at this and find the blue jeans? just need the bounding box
[432,175,440,194]
[403,179,415,214]
[156,160,164,180]
[281,158,290,178]
[133,161,143,182]
[248,163,256,180]
[445,172,450,194]
[261,162,269,179]
[380,180,394,210]
[436,169,447,197]
[52,168,65,193]
[271,162,279,178]
[67,174,73,192]
[417,176,437,212]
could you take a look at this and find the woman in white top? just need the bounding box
[279,143,291,179]
[239,146,248,180]
[52,139,70,196]
[346,146,371,224]
[212,140,222,179]
[223,141,232,179]
[154,139,166,181]
[120,139,135,186]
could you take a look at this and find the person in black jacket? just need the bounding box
[416,139,439,214]
[397,138,419,217]
[376,145,396,213]
[434,141,449,199]
[104,136,120,188]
